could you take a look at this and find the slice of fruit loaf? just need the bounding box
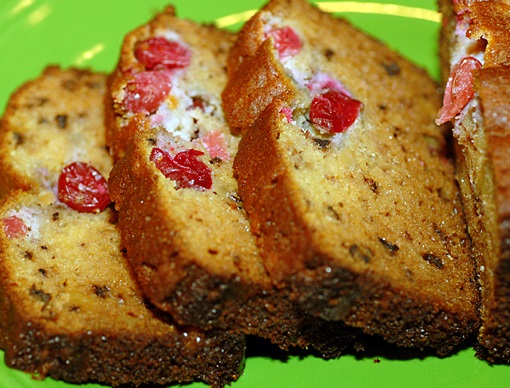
[222,0,480,354]
[107,6,353,356]
[436,0,510,363]
[0,66,245,387]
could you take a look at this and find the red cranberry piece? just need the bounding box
[310,90,362,133]
[436,56,482,125]
[135,37,191,70]
[58,162,110,213]
[265,26,302,58]
[150,147,212,190]
[189,96,206,111]
[201,130,230,160]
[280,107,293,123]
[121,70,173,114]
[2,216,28,239]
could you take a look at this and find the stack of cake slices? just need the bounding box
[1,0,508,386]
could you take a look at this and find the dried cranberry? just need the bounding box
[58,162,110,213]
[201,130,230,160]
[2,216,28,238]
[121,70,173,114]
[135,37,191,70]
[436,56,482,125]
[150,148,212,190]
[280,107,293,123]
[310,90,362,133]
[189,96,206,111]
[265,26,302,58]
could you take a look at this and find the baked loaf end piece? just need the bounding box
[437,0,510,363]
[0,67,245,386]
[0,66,112,197]
[107,6,354,356]
[225,0,480,354]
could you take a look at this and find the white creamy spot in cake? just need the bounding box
[284,57,313,86]
[307,72,351,96]
[450,18,485,68]
[151,75,230,160]
[155,84,195,141]
[36,167,53,191]
[158,30,187,46]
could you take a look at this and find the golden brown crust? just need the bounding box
[229,0,479,353]
[471,66,510,362]
[468,2,510,67]
[477,67,510,217]
[437,0,510,363]
[438,0,457,83]
[222,39,303,134]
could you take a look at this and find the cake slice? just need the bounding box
[107,6,353,356]
[222,0,480,354]
[0,66,245,387]
[436,0,510,363]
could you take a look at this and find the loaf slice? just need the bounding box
[107,6,353,356]
[0,66,245,387]
[223,0,480,354]
[436,0,510,363]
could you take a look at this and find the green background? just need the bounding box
[0,1,508,387]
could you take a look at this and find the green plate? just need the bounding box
[0,1,508,387]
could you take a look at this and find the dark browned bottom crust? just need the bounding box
[1,317,245,387]
[157,264,355,358]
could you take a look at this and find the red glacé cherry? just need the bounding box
[2,216,28,239]
[265,26,302,58]
[121,70,173,114]
[436,56,482,125]
[150,147,212,190]
[135,37,191,70]
[58,162,110,213]
[310,90,362,133]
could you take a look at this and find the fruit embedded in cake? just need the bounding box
[135,36,191,70]
[265,26,303,59]
[262,22,364,139]
[436,57,482,125]
[58,162,111,213]
[224,0,480,355]
[437,0,510,363]
[108,20,236,164]
[107,7,357,357]
[150,147,212,190]
[1,215,28,239]
[0,65,246,387]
